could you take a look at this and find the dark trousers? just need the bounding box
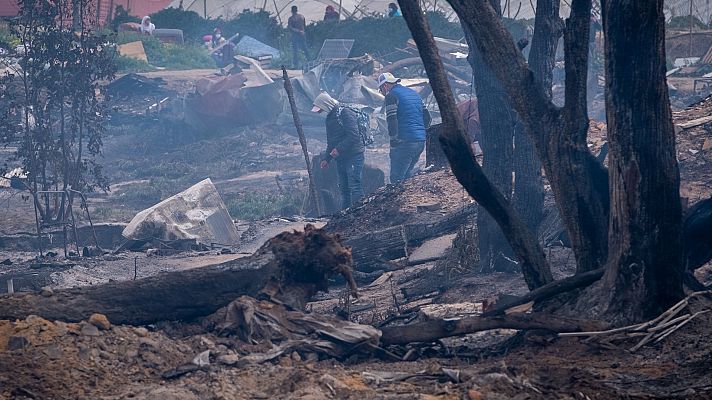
[390,140,425,183]
[291,34,309,67]
[336,152,365,210]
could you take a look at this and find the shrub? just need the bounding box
[227,192,303,220]
[149,7,217,43]
[114,32,213,70]
[111,5,140,31]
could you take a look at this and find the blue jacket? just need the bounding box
[384,84,430,142]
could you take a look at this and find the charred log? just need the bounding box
[0,225,356,325]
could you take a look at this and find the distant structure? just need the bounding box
[0,0,173,24]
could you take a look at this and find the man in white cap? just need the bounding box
[312,92,365,210]
[377,72,431,183]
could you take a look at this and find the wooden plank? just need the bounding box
[117,41,148,62]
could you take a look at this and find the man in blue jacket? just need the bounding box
[312,92,365,209]
[378,73,431,183]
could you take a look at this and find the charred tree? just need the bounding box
[513,0,563,236]
[591,0,684,321]
[397,1,553,290]
[467,30,517,273]
[447,0,610,275]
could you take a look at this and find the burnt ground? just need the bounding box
[1,71,712,399]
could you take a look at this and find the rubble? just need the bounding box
[122,178,240,246]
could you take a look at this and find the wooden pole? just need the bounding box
[281,66,322,216]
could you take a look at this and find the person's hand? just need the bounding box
[320,160,329,169]
[330,148,339,158]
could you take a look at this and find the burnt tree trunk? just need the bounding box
[467,29,517,273]
[513,0,562,235]
[448,0,610,274]
[594,0,684,322]
[398,0,553,290]
[0,226,357,325]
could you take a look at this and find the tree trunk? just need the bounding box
[595,0,684,322]
[464,1,517,273]
[447,0,610,274]
[469,40,517,273]
[513,0,562,235]
[0,226,357,325]
[398,0,553,290]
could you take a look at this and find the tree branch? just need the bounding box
[380,312,607,345]
[482,268,605,316]
[398,1,553,290]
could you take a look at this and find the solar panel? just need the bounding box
[316,39,355,60]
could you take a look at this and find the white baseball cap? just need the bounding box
[377,72,400,87]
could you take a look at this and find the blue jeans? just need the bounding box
[291,35,309,67]
[336,152,365,209]
[390,141,425,183]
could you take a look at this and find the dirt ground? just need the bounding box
[1,69,712,399]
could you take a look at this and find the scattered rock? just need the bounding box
[42,343,63,359]
[89,313,111,330]
[40,288,53,297]
[80,322,101,337]
[8,335,29,350]
[416,202,442,212]
[134,327,149,337]
[138,337,159,349]
[467,388,483,400]
[704,138,712,151]
[192,350,210,367]
[217,353,240,365]
[291,351,302,362]
[1,258,12,265]
[199,336,215,348]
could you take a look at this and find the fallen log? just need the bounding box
[380,312,607,345]
[347,204,477,273]
[482,268,605,317]
[0,225,356,326]
[347,225,408,273]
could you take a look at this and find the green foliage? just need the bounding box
[305,12,463,57]
[3,0,117,195]
[667,15,708,30]
[110,5,140,31]
[220,10,284,48]
[0,25,18,50]
[115,56,154,72]
[115,32,213,70]
[227,192,303,220]
[149,7,215,43]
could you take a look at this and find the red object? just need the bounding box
[0,0,172,25]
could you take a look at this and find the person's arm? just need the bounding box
[335,108,361,155]
[385,93,399,142]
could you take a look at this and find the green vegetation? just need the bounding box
[0,24,18,49]
[115,32,213,70]
[227,192,303,220]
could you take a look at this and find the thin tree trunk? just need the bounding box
[513,0,562,235]
[597,0,683,322]
[466,29,517,273]
[398,0,553,290]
